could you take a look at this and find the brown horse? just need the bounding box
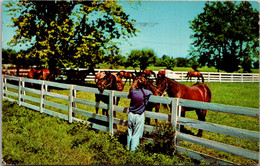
[27,68,55,88]
[186,70,204,83]
[117,71,133,85]
[27,68,55,81]
[95,71,122,84]
[156,75,211,137]
[130,73,162,125]
[66,68,95,85]
[157,69,166,79]
[142,69,156,78]
[95,72,106,83]
[95,71,124,115]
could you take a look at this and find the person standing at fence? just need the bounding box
[127,78,153,151]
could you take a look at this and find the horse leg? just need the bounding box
[113,96,119,129]
[180,109,186,132]
[102,109,108,116]
[113,96,120,118]
[95,94,101,114]
[145,102,153,125]
[154,103,160,124]
[195,109,207,137]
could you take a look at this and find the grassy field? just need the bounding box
[97,63,260,73]
[3,80,259,164]
[3,101,197,165]
[53,81,259,164]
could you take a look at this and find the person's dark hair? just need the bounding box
[137,77,145,88]
[138,81,144,88]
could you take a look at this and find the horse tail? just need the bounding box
[201,74,204,83]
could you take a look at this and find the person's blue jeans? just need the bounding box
[127,112,145,151]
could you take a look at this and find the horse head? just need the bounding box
[155,74,168,96]
[130,73,147,91]
[96,71,115,93]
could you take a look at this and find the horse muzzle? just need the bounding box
[98,86,105,93]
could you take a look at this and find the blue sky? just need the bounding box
[2,1,259,58]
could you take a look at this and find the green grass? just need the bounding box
[3,81,259,165]
[97,63,259,73]
[2,101,195,165]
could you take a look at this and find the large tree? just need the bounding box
[189,1,258,72]
[127,49,156,70]
[4,0,138,72]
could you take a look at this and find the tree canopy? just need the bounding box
[4,0,138,72]
[126,49,156,70]
[189,1,258,72]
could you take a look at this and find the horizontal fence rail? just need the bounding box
[2,75,259,164]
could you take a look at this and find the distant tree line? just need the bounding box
[3,1,258,73]
[6,47,259,72]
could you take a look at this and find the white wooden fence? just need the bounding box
[60,69,260,83]
[2,75,259,164]
[174,71,260,83]
[3,68,259,83]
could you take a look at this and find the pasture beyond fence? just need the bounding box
[2,68,260,83]
[2,75,259,164]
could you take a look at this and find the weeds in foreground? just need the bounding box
[2,101,195,165]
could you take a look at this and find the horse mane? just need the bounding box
[165,77,181,85]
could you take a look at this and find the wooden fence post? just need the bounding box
[69,85,75,123]
[171,98,180,146]
[72,88,76,117]
[109,90,114,135]
[40,81,47,113]
[3,76,7,97]
[18,78,22,106]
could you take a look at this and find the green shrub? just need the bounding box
[141,122,176,155]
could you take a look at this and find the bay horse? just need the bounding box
[117,71,133,85]
[95,71,120,83]
[142,69,156,78]
[95,71,124,116]
[157,70,166,79]
[28,68,52,80]
[95,71,106,83]
[156,75,211,137]
[130,73,162,125]
[66,69,95,85]
[27,68,55,88]
[186,70,204,83]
